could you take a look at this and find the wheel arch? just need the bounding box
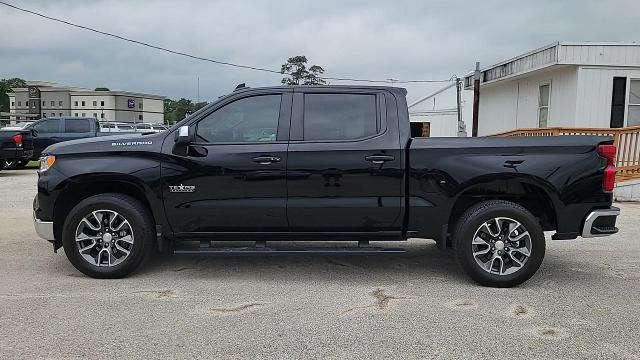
[447,175,559,237]
[53,175,161,242]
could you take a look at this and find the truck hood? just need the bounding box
[43,132,166,156]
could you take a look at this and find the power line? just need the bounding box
[0,1,453,84]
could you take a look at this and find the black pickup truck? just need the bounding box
[0,128,34,170]
[33,85,620,287]
[3,117,108,169]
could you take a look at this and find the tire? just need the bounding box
[453,200,545,288]
[62,193,155,278]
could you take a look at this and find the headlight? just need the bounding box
[39,155,56,173]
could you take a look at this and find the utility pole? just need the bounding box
[472,62,481,137]
[455,77,467,137]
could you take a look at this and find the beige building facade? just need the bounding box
[7,81,165,124]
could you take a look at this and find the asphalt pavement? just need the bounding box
[0,168,638,359]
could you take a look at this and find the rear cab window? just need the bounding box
[32,119,61,133]
[64,119,91,133]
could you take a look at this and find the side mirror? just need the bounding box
[173,125,194,156]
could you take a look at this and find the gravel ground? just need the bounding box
[0,169,638,359]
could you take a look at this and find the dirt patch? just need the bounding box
[533,326,569,339]
[449,299,478,310]
[340,288,412,315]
[323,257,362,270]
[209,303,266,315]
[133,289,176,299]
[511,304,533,317]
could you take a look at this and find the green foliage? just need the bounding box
[281,56,327,85]
[94,87,110,91]
[164,98,207,124]
[0,78,27,113]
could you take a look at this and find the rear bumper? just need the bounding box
[0,147,33,160]
[581,206,620,238]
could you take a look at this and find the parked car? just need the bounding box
[99,122,136,133]
[1,121,35,131]
[0,128,34,170]
[33,85,620,287]
[2,117,138,169]
[134,123,168,133]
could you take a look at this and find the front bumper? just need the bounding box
[33,211,54,241]
[581,206,620,238]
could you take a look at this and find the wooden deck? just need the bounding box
[493,126,640,182]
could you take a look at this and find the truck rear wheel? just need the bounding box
[453,200,545,287]
[62,193,155,278]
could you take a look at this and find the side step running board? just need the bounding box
[173,240,406,255]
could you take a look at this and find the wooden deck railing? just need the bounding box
[494,126,640,182]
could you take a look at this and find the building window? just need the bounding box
[59,113,63,117]
[81,101,85,106]
[11,101,14,107]
[138,103,143,109]
[74,113,79,117]
[628,79,640,127]
[59,101,63,106]
[42,112,46,117]
[42,101,46,106]
[17,101,21,106]
[138,114,143,121]
[50,101,55,106]
[74,101,78,106]
[100,101,105,106]
[81,113,86,117]
[93,113,98,118]
[538,82,551,128]
[101,113,105,119]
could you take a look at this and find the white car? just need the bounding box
[1,121,34,130]
[134,123,168,133]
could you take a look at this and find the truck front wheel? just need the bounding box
[62,193,155,278]
[453,200,545,287]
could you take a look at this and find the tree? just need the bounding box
[0,78,27,113]
[281,56,327,85]
[164,98,208,124]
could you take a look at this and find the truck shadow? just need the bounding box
[139,240,470,284]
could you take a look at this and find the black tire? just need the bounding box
[62,193,155,278]
[453,200,545,288]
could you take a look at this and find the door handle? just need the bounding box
[365,155,395,164]
[252,156,281,165]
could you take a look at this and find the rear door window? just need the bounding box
[64,119,91,133]
[303,94,378,141]
[32,119,61,133]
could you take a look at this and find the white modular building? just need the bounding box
[462,42,640,136]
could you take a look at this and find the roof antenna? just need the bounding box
[234,83,247,91]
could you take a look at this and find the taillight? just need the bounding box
[597,144,616,192]
[12,134,23,147]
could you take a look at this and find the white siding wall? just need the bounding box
[477,66,578,135]
[575,67,640,127]
[559,44,640,67]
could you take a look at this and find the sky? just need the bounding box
[1,0,639,103]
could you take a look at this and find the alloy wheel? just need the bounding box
[471,217,532,275]
[75,210,134,267]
